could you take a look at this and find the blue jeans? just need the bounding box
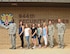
[38,36,41,45]
[25,36,30,48]
[32,35,36,39]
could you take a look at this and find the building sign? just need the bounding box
[1,13,13,26]
[48,19,69,23]
[19,13,69,25]
[18,13,46,25]
[19,13,35,18]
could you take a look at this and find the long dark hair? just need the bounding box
[19,20,23,27]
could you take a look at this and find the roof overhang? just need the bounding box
[0,2,70,7]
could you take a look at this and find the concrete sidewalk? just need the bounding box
[0,45,70,54]
[0,48,70,54]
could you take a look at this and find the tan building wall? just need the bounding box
[0,7,70,48]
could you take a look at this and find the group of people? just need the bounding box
[0,18,66,49]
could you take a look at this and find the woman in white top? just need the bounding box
[24,24,31,49]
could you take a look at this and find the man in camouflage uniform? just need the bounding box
[0,19,17,49]
[56,19,66,49]
[48,20,55,48]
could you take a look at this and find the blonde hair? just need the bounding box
[43,22,46,27]
[43,22,46,25]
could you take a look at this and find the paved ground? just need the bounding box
[0,45,70,54]
[0,48,70,54]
